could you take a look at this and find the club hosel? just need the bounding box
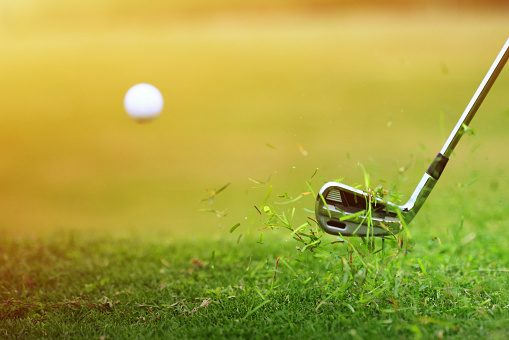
[399,152,448,222]
[400,173,438,224]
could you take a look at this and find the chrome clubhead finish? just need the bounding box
[316,38,509,237]
[316,172,438,236]
[316,182,402,236]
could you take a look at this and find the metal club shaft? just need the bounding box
[402,38,509,220]
[441,38,509,158]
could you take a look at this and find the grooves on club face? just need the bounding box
[315,182,403,237]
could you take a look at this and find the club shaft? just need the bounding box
[403,38,509,220]
[440,38,509,157]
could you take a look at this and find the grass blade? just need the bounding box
[243,299,271,320]
[230,223,241,233]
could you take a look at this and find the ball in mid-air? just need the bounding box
[124,83,163,122]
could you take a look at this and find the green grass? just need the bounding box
[2,171,509,338]
[1,223,509,339]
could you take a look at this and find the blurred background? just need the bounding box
[1,1,508,239]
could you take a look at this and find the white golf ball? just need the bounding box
[124,83,164,122]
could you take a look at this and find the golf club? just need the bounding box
[316,37,509,237]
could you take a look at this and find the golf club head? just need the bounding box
[315,182,403,237]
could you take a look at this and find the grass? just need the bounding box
[2,3,509,339]
[1,221,509,339]
[2,168,509,339]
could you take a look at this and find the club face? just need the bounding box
[315,182,403,237]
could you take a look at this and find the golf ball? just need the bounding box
[124,83,164,122]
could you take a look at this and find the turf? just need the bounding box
[1,226,509,339]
